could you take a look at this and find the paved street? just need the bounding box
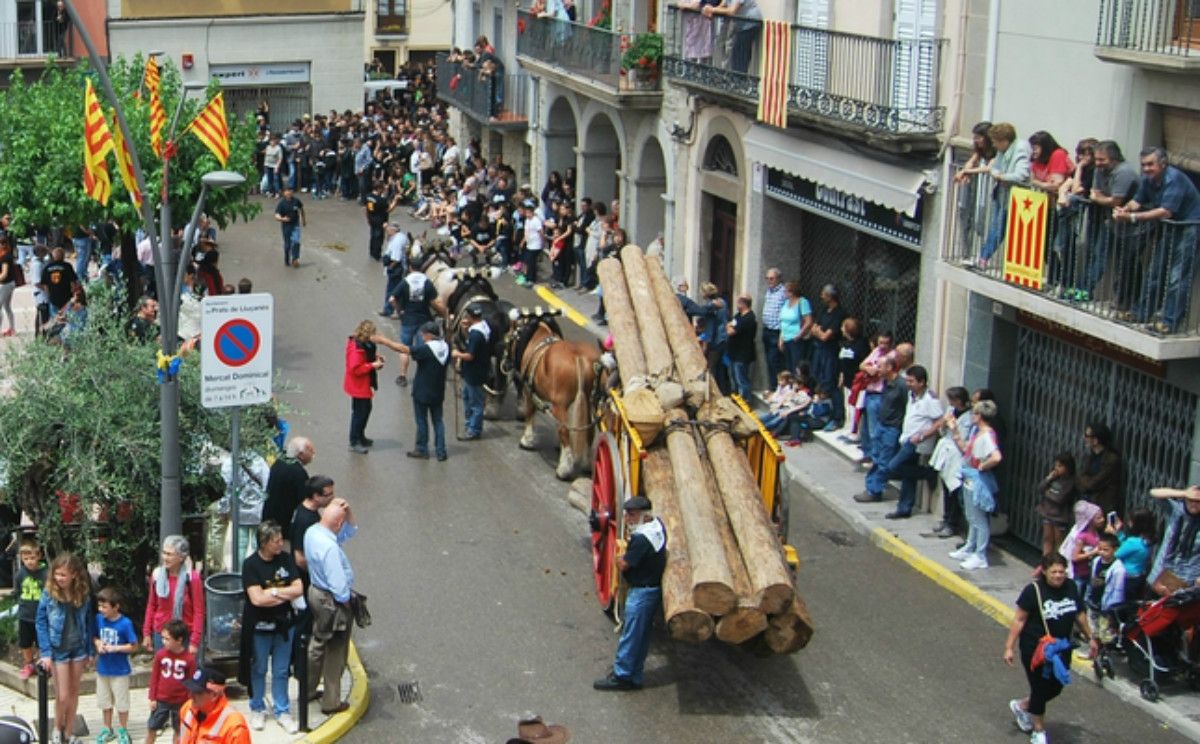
[214,196,1191,744]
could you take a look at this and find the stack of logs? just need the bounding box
[597,245,813,654]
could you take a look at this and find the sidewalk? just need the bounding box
[784,426,1200,741]
[0,644,367,743]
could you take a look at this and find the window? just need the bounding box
[703,136,738,176]
[1177,0,1200,46]
[377,0,408,34]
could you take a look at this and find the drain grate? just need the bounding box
[818,529,856,547]
[397,680,422,704]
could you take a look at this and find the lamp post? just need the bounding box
[59,1,244,540]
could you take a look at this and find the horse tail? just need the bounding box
[568,354,592,471]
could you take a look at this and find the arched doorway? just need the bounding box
[633,137,666,248]
[544,97,577,188]
[702,135,739,296]
[581,114,621,208]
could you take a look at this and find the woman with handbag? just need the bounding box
[1004,553,1097,744]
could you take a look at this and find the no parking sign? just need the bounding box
[200,293,274,408]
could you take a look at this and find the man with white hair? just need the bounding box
[378,224,409,318]
[261,437,314,537]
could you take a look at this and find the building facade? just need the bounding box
[106,0,366,123]
[369,0,453,73]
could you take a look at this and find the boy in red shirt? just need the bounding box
[146,620,196,744]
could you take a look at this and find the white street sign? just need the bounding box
[200,293,274,409]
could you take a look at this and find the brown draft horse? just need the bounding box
[505,312,601,480]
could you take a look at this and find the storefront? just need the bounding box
[212,62,313,130]
[746,125,933,344]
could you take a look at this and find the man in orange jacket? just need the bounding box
[179,667,252,744]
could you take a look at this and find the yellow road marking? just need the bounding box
[534,284,590,328]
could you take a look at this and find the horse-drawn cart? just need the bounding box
[585,246,812,654]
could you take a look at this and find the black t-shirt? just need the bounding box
[1016,579,1081,644]
[838,337,870,388]
[877,376,907,429]
[411,338,449,406]
[727,311,757,363]
[289,504,321,576]
[472,223,494,245]
[622,528,666,588]
[262,459,308,528]
[241,550,298,631]
[814,304,847,351]
[0,254,13,285]
[42,259,77,308]
[275,196,304,225]
[461,327,491,386]
[365,192,390,225]
[393,274,438,325]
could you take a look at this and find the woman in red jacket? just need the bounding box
[346,320,386,454]
[143,535,205,657]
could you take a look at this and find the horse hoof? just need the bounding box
[518,442,537,451]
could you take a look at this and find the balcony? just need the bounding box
[515,10,663,109]
[435,53,529,130]
[0,20,70,60]
[662,7,944,150]
[940,170,1200,360]
[1095,0,1200,71]
[376,0,407,36]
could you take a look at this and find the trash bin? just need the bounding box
[204,572,243,659]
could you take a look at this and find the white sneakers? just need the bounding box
[1030,731,1048,744]
[1009,698,1033,733]
[249,710,267,731]
[960,554,989,570]
[278,712,300,735]
[948,547,969,560]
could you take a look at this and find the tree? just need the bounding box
[0,282,276,606]
[0,55,260,250]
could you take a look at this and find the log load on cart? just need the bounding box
[586,245,813,654]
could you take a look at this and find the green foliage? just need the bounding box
[0,55,260,236]
[0,282,275,604]
[621,33,663,71]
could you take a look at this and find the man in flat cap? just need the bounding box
[594,496,666,691]
[396,322,450,461]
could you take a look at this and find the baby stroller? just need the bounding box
[1095,585,1200,701]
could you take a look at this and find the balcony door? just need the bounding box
[793,0,829,91]
[709,197,737,297]
[891,0,938,124]
[1177,0,1200,46]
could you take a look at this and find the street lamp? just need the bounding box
[58,1,247,541]
[177,170,246,295]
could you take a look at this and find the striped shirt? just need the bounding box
[761,284,786,330]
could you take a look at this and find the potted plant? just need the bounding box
[621,32,663,90]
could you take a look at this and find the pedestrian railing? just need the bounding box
[945,170,1200,337]
[516,10,658,92]
[1096,0,1199,59]
[0,20,70,59]
[662,6,944,136]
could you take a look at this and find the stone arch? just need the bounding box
[632,135,667,248]
[579,110,622,208]
[544,95,579,187]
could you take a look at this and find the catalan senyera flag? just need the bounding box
[143,56,161,97]
[149,83,167,158]
[185,92,230,166]
[757,20,792,128]
[82,79,114,205]
[1002,186,1049,290]
[111,107,142,207]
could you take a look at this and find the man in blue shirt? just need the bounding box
[1115,147,1200,334]
[304,497,358,714]
[760,268,787,390]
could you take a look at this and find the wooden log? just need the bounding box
[663,409,736,615]
[643,450,713,644]
[597,257,649,392]
[708,462,768,644]
[764,595,815,654]
[619,246,682,407]
[645,255,710,404]
[697,409,795,615]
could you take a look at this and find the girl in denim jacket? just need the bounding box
[36,553,95,744]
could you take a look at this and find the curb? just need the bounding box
[789,462,1200,741]
[298,642,369,744]
[533,284,591,328]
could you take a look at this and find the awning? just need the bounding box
[744,125,927,217]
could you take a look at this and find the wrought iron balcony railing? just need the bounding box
[516,10,660,93]
[1096,0,1199,60]
[662,6,943,136]
[0,20,70,59]
[435,53,528,125]
[945,169,1200,338]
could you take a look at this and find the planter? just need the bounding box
[625,66,660,92]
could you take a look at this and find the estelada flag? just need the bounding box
[757,20,792,129]
[149,82,166,158]
[111,107,142,207]
[1002,186,1049,290]
[185,92,230,166]
[82,79,114,205]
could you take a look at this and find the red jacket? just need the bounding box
[344,337,376,399]
[143,570,206,649]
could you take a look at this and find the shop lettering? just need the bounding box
[815,186,866,217]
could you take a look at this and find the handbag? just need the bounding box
[1029,581,1057,670]
[348,590,372,628]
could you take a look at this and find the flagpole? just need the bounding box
[60,0,184,539]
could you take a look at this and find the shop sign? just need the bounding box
[209,62,311,87]
[766,168,923,248]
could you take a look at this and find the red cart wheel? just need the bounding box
[591,434,621,612]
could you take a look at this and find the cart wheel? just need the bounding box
[590,434,621,613]
[1187,668,1200,691]
[1140,679,1160,702]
